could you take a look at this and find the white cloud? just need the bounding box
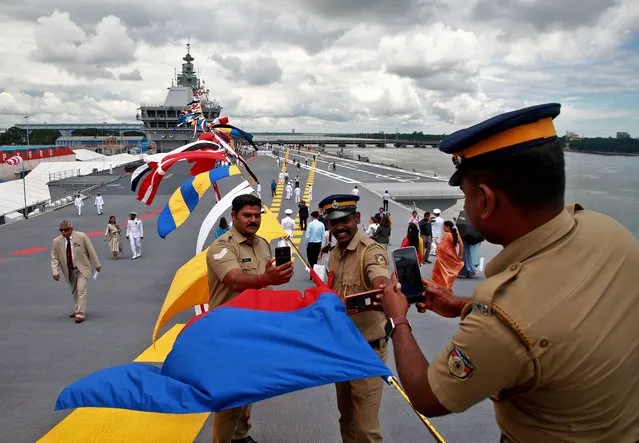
[0,0,637,137]
[32,11,136,78]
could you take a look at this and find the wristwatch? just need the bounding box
[385,317,412,338]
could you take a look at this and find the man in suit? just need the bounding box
[51,220,101,323]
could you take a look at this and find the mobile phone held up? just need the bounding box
[344,289,382,316]
[392,246,425,304]
[275,246,291,266]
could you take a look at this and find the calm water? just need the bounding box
[327,148,639,237]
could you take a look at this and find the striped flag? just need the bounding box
[156,165,241,238]
[135,150,227,205]
[6,155,23,166]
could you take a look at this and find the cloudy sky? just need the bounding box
[0,0,638,136]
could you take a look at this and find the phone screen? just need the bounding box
[344,289,381,316]
[275,246,291,266]
[392,247,425,304]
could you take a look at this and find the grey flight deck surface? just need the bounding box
[0,152,500,442]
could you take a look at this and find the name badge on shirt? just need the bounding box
[242,258,252,263]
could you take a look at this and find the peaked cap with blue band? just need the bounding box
[440,103,561,186]
[318,194,360,221]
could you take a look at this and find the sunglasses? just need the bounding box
[59,228,71,232]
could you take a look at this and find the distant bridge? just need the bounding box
[251,135,441,148]
[10,123,441,148]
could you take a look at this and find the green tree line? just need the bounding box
[558,136,639,154]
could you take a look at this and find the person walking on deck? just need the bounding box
[74,195,84,216]
[382,190,390,212]
[431,221,464,289]
[104,216,121,259]
[126,212,144,259]
[94,193,104,215]
[51,220,101,323]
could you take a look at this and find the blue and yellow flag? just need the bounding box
[157,165,240,238]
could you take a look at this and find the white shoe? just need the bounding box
[132,255,137,259]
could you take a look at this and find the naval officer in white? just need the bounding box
[126,212,144,259]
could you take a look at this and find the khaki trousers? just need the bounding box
[212,404,251,443]
[335,340,387,443]
[69,268,88,318]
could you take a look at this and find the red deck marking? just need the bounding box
[10,246,48,256]
[0,257,7,261]
[152,208,163,214]
[140,213,154,219]
[86,231,104,237]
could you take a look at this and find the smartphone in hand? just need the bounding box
[392,246,425,304]
[275,246,291,266]
[344,289,382,315]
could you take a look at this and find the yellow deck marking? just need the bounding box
[38,324,210,443]
[288,158,317,263]
[271,148,289,218]
[38,409,208,443]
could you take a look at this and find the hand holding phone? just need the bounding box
[275,246,291,266]
[262,249,294,286]
[392,247,425,304]
[344,289,383,315]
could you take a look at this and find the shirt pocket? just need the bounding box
[340,271,363,297]
[239,260,258,275]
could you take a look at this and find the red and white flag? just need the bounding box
[6,155,23,166]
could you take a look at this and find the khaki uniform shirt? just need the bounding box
[206,226,272,310]
[329,231,390,341]
[428,205,639,442]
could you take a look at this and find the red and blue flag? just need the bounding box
[55,287,391,413]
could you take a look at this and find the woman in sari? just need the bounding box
[431,220,464,289]
[104,215,121,259]
[400,223,424,263]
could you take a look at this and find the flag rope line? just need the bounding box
[386,376,447,442]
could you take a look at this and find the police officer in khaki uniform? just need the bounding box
[379,103,639,442]
[318,194,391,443]
[207,194,294,443]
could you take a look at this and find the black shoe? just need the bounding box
[231,437,258,443]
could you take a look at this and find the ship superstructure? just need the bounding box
[138,44,222,152]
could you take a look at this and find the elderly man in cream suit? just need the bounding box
[51,220,101,323]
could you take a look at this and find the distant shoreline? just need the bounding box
[566,149,639,157]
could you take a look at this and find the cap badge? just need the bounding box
[331,200,339,209]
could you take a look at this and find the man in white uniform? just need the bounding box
[256,182,262,199]
[351,186,360,196]
[94,193,104,215]
[294,186,301,204]
[279,208,296,248]
[74,195,84,216]
[285,182,293,200]
[126,212,144,259]
[308,184,313,203]
[430,208,444,255]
